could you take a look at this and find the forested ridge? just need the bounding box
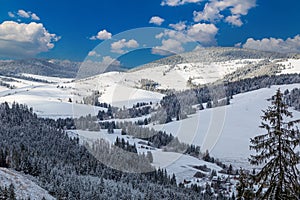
[0,102,234,199]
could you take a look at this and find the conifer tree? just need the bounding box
[236,168,254,199]
[249,89,300,199]
[8,184,15,200]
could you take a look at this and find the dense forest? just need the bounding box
[0,102,235,199]
[284,88,300,111]
[157,73,300,123]
[0,184,17,200]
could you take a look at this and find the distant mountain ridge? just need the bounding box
[0,47,299,79]
[0,58,80,78]
[133,47,290,71]
[0,58,129,79]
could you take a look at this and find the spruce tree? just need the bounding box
[236,168,254,199]
[8,184,15,200]
[249,89,300,199]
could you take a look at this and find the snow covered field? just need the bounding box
[79,59,262,91]
[151,84,300,168]
[0,83,104,119]
[67,129,224,184]
[278,59,300,75]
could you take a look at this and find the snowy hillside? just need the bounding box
[150,84,300,168]
[65,83,300,185]
[74,48,299,93]
[0,48,299,117]
[0,71,165,117]
[75,58,264,92]
[278,58,300,75]
[0,168,55,200]
[0,74,106,118]
[67,129,224,185]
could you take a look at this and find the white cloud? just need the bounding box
[193,2,223,23]
[101,56,121,66]
[156,30,192,43]
[16,10,40,21]
[186,23,218,45]
[149,16,165,26]
[111,39,139,54]
[18,10,30,18]
[153,23,217,55]
[31,13,40,21]
[8,12,15,18]
[152,38,184,55]
[88,51,100,57]
[161,0,202,6]
[152,30,191,55]
[242,35,300,53]
[193,0,256,26]
[90,29,112,40]
[169,21,187,31]
[225,15,243,26]
[155,32,165,39]
[0,21,60,57]
[234,42,242,48]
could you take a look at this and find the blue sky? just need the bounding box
[0,0,299,64]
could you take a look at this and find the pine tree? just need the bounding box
[146,151,153,163]
[0,186,4,200]
[8,184,15,200]
[236,168,254,199]
[249,89,300,199]
[206,101,212,109]
[170,173,177,186]
[1,187,8,200]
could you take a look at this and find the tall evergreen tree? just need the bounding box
[249,89,300,199]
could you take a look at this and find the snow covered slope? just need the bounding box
[67,129,223,185]
[0,48,299,117]
[74,59,263,92]
[278,58,300,75]
[150,84,300,168]
[0,74,163,118]
[73,72,164,108]
[0,75,106,119]
[0,168,55,200]
[72,48,299,94]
